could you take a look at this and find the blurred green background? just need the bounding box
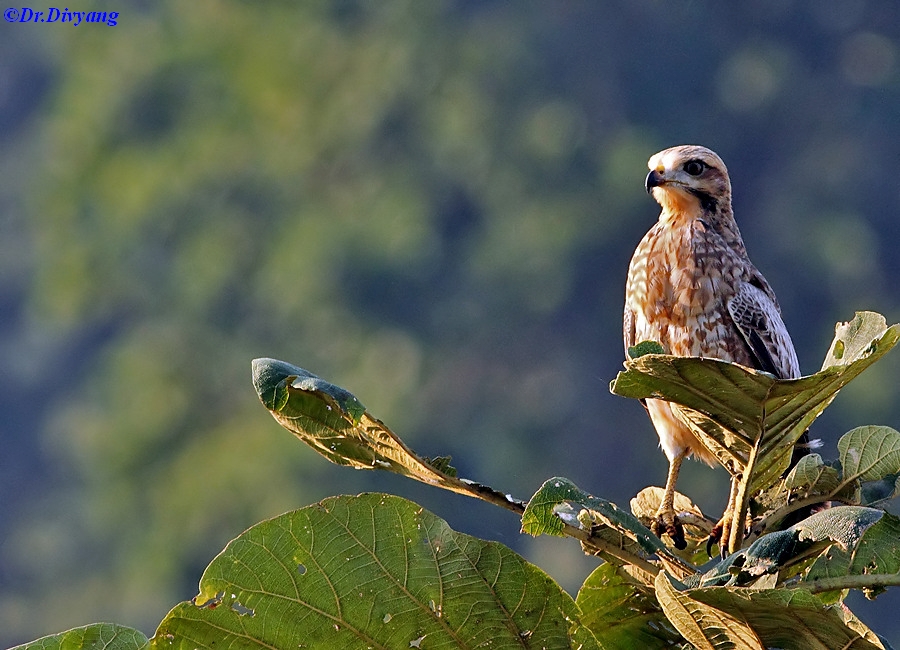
[2,1,900,645]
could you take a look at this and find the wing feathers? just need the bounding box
[727,281,800,380]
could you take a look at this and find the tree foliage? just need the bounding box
[13,313,900,648]
[5,2,900,647]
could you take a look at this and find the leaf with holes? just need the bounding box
[805,511,900,598]
[153,493,599,650]
[697,506,885,589]
[522,477,662,554]
[522,477,695,580]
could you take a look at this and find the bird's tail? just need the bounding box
[778,431,826,530]
[788,431,823,470]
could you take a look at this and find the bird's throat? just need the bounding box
[652,187,703,226]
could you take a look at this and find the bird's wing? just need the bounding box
[623,305,636,356]
[623,305,652,410]
[727,280,800,380]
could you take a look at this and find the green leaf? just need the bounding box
[802,426,900,510]
[576,563,684,649]
[806,511,900,595]
[153,494,598,650]
[610,312,900,552]
[784,453,841,496]
[838,425,900,483]
[654,571,765,649]
[252,358,524,513]
[253,358,366,421]
[628,340,666,359]
[523,477,667,555]
[522,477,695,580]
[422,455,458,477]
[795,505,884,551]
[698,506,885,588]
[10,625,149,650]
[611,313,899,493]
[822,312,892,370]
[682,587,884,649]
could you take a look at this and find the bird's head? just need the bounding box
[645,145,732,218]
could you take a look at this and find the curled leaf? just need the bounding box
[252,358,524,514]
[611,312,900,554]
[784,454,838,492]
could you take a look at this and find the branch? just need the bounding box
[805,573,900,594]
[561,520,700,581]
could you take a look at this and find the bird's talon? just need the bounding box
[668,524,687,550]
[706,523,722,558]
[708,519,731,558]
[653,512,687,550]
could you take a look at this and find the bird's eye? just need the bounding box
[683,160,706,176]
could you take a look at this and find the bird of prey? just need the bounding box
[623,145,801,551]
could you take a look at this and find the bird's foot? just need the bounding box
[706,516,731,559]
[651,509,686,550]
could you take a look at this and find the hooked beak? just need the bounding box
[645,169,664,194]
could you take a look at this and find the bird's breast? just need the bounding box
[626,219,742,358]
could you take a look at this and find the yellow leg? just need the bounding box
[726,477,742,556]
[653,451,687,549]
[707,477,740,558]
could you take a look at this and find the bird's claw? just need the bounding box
[707,518,730,559]
[651,511,687,550]
[706,524,721,558]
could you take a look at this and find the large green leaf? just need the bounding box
[610,312,900,551]
[805,511,900,598]
[576,563,685,649]
[153,493,598,650]
[9,625,149,650]
[252,358,524,514]
[612,312,899,491]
